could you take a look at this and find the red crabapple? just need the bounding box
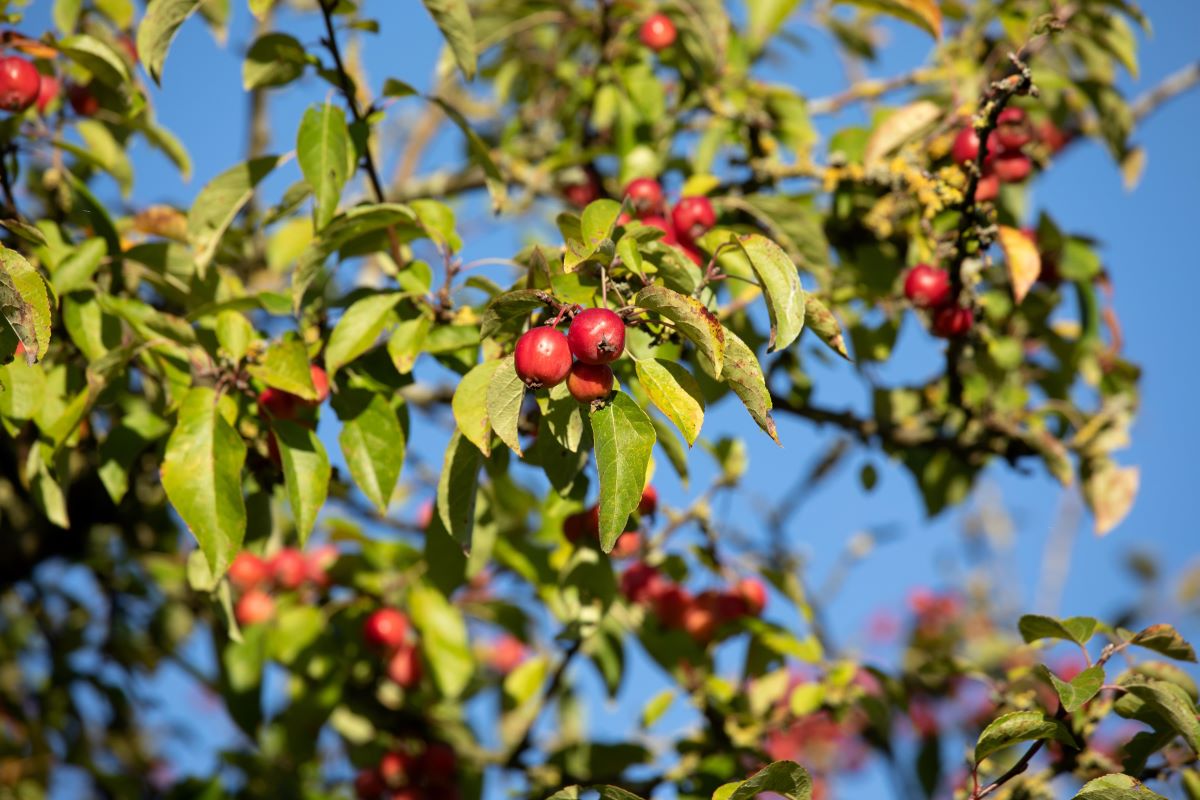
[566,361,614,403]
[270,548,308,589]
[639,13,677,52]
[514,326,572,388]
[363,608,409,650]
[903,264,951,309]
[228,552,271,591]
[931,305,974,338]
[387,645,423,688]
[671,196,716,242]
[623,177,665,217]
[567,308,626,364]
[235,590,275,626]
[0,57,40,113]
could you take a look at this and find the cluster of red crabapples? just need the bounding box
[563,485,658,557]
[513,306,626,404]
[362,607,425,690]
[256,364,331,462]
[620,562,768,645]
[903,263,974,339]
[353,740,460,800]
[0,42,130,118]
[952,107,1048,203]
[622,176,717,268]
[228,545,339,626]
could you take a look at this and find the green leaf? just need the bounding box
[485,356,526,457]
[714,760,814,800]
[246,338,316,400]
[701,326,779,444]
[974,711,1074,764]
[387,315,431,374]
[409,584,474,698]
[421,0,477,81]
[1130,624,1198,662]
[648,412,689,486]
[0,247,53,362]
[188,155,282,276]
[804,295,851,359]
[480,289,553,340]
[324,292,402,376]
[547,788,647,800]
[453,359,502,456]
[51,238,106,297]
[747,0,803,53]
[635,358,704,446]
[540,382,586,452]
[1073,773,1167,800]
[575,198,622,264]
[736,234,805,351]
[834,0,942,40]
[334,389,405,514]
[267,605,324,664]
[437,431,481,548]
[590,393,655,552]
[1039,664,1105,713]
[243,32,308,90]
[135,113,193,180]
[60,34,132,88]
[161,387,246,577]
[642,689,675,728]
[136,0,202,84]
[633,285,725,377]
[429,97,506,211]
[76,120,133,196]
[1018,614,1099,646]
[297,103,351,231]
[272,420,330,545]
[1116,680,1200,753]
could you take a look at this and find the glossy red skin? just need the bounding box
[652,584,691,628]
[640,214,677,245]
[486,635,527,673]
[903,264,951,308]
[387,645,423,688]
[387,789,423,800]
[639,13,677,51]
[737,577,767,616]
[235,590,275,626]
[422,742,457,778]
[567,308,626,364]
[310,365,330,403]
[354,768,386,799]
[697,589,746,624]
[993,107,1032,150]
[271,549,308,590]
[931,305,974,338]
[259,386,301,420]
[564,179,601,208]
[951,127,980,165]
[379,751,418,786]
[1037,119,1070,154]
[514,326,572,388]
[623,177,665,216]
[0,57,40,112]
[671,196,716,241]
[682,601,718,643]
[67,82,99,116]
[610,531,642,559]
[363,608,409,650]
[228,552,271,591]
[566,361,614,403]
[638,485,658,516]
[973,171,1000,203]
[562,509,592,543]
[991,151,1032,183]
[35,73,58,115]
[305,543,338,586]
[620,562,662,603]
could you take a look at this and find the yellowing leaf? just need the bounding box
[1085,464,1139,536]
[997,225,1041,304]
[836,0,942,40]
[864,100,941,166]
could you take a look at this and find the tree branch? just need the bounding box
[1131,60,1200,123]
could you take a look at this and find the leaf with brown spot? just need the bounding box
[804,295,850,360]
[634,285,726,378]
[697,326,779,445]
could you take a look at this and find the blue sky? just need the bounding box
[27,1,1200,797]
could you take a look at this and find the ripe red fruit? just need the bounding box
[682,600,718,643]
[564,178,601,209]
[270,548,308,590]
[991,151,1032,183]
[974,171,1000,203]
[620,562,662,603]
[736,577,767,616]
[0,57,40,113]
[610,531,642,559]
[486,634,527,673]
[35,73,58,115]
[639,13,677,52]
[363,608,409,650]
[514,326,572,389]
[680,242,704,266]
[623,177,665,217]
[379,751,418,787]
[387,644,423,688]
[1037,119,1070,154]
[697,589,746,624]
[305,544,338,586]
[671,196,716,242]
[931,305,974,338]
[652,584,691,628]
[235,590,275,626]
[310,365,330,403]
[993,107,1032,151]
[422,742,457,778]
[640,215,677,245]
[67,82,99,116]
[228,552,271,591]
[951,127,980,165]
[566,361,614,403]
[388,789,425,800]
[903,264,951,309]
[354,768,386,799]
[638,485,658,517]
[258,387,300,420]
[567,308,626,364]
